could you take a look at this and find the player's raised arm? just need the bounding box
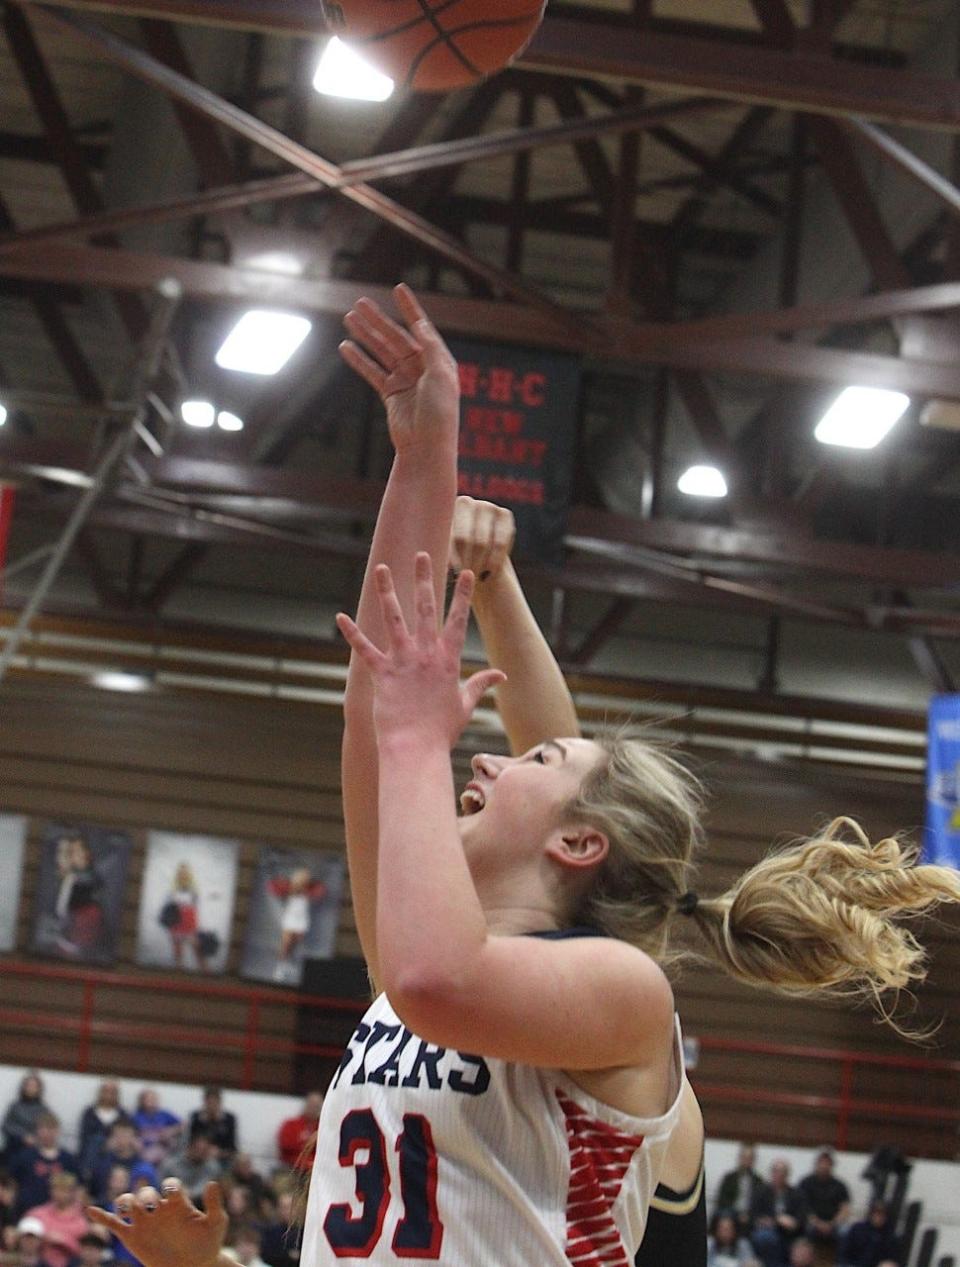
[339,285,460,990]
[449,496,580,755]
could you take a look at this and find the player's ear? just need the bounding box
[545,826,608,871]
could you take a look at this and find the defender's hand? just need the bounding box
[449,496,515,583]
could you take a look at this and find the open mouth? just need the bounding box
[459,784,486,815]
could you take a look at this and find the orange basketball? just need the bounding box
[321,0,547,92]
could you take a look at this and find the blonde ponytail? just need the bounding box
[687,818,960,1033]
[569,732,960,1037]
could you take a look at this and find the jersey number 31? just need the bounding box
[323,1108,444,1259]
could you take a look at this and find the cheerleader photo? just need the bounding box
[135,831,238,974]
[240,847,344,986]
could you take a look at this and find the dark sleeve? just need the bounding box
[715,1172,736,1210]
[750,1184,774,1220]
[223,1113,238,1152]
[788,1189,808,1222]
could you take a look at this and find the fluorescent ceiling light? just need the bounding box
[814,386,909,450]
[0,403,7,426]
[181,399,215,428]
[93,671,151,692]
[215,311,312,376]
[677,464,728,498]
[217,410,244,432]
[313,37,395,102]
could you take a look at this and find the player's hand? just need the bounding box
[448,497,515,583]
[336,554,505,749]
[339,284,459,460]
[87,1180,226,1267]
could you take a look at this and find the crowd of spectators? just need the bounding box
[0,1071,322,1267]
[711,1143,905,1267]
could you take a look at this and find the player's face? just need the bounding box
[458,737,606,868]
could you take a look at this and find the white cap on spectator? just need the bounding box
[17,1218,46,1238]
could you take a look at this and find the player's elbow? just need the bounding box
[383,968,467,1043]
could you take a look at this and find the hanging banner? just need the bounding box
[31,823,132,964]
[136,831,238,974]
[449,339,581,565]
[0,815,27,952]
[0,485,14,598]
[925,694,960,867]
[240,846,345,987]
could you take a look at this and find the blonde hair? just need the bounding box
[568,731,960,1035]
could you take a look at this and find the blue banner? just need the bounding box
[925,695,960,866]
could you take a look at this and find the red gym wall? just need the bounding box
[0,669,956,1156]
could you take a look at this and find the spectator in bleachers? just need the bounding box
[226,1156,269,1217]
[131,1091,181,1170]
[159,1128,221,1205]
[101,1166,139,1267]
[259,1192,298,1267]
[751,1158,807,1267]
[23,1173,87,1267]
[10,1116,79,1219]
[224,1184,254,1248]
[716,1144,765,1237]
[227,1225,270,1267]
[708,1211,761,1267]
[0,1172,19,1247]
[188,1089,237,1162]
[75,1230,109,1267]
[77,1083,130,1185]
[5,1217,57,1267]
[800,1149,850,1262]
[839,1200,902,1267]
[88,1124,156,1206]
[788,1239,816,1267]
[2,1076,49,1165]
[276,1094,321,1172]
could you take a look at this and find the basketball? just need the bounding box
[320,0,548,92]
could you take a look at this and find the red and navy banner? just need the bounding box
[925,694,960,867]
[450,339,581,565]
[0,485,14,598]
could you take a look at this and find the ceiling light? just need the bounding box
[677,464,728,498]
[313,37,395,102]
[93,671,151,692]
[217,410,244,432]
[215,311,312,376]
[181,399,215,428]
[0,403,7,427]
[814,386,909,450]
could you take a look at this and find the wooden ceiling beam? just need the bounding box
[4,242,959,397]
[138,18,236,185]
[521,14,960,131]
[36,5,582,331]
[9,445,960,590]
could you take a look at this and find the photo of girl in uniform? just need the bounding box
[240,847,344,985]
[136,832,238,974]
[0,815,27,952]
[31,823,131,964]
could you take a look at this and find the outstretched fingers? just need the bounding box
[338,338,388,397]
[442,567,476,654]
[87,1205,127,1237]
[353,298,420,364]
[336,612,389,673]
[413,551,438,643]
[461,668,507,718]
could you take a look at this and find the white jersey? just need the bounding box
[302,990,685,1266]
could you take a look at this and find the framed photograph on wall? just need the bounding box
[31,822,132,965]
[136,832,238,974]
[0,815,27,952]
[241,847,345,986]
